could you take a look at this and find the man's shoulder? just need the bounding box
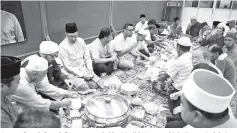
[89,38,100,49]
[77,37,86,43]
[112,33,123,43]
[232,45,237,54]
[225,56,235,63]
[179,52,192,60]
[59,38,68,47]
[177,53,192,65]
[136,21,141,26]
[1,10,16,18]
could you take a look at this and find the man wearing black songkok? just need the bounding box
[1,56,21,128]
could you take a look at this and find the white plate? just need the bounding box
[70,98,82,110]
[121,83,139,96]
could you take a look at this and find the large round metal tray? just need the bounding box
[85,94,130,126]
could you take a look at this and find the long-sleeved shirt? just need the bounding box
[1,96,18,128]
[59,37,93,77]
[186,22,201,38]
[215,54,236,88]
[204,34,225,48]
[226,44,237,67]
[21,53,67,86]
[1,10,24,45]
[170,23,182,38]
[12,68,68,110]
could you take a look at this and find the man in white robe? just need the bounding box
[59,23,104,93]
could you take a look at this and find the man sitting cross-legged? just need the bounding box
[89,27,119,76]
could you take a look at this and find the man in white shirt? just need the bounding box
[12,56,77,112]
[145,19,164,52]
[1,10,24,45]
[181,69,237,128]
[90,27,118,76]
[135,14,148,33]
[110,23,139,69]
[130,29,151,61]
[59,23,104,92]
[152,37,193,115]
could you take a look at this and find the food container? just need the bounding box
[121,83,139,96]
[85,94,130,127]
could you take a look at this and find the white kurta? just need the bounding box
[59,37,93,77]
[12,68,68,110]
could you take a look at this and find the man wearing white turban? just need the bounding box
[180,69,237,128]
[12,56,78,112]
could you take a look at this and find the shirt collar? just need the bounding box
[97,38,106,47]
[120,33,126,41]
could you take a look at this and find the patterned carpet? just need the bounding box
[63,40,178,128]
[62,40,237,128]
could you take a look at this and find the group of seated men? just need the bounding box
[1,14,237,128]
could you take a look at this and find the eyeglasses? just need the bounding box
[47,54,58,59]
[127,29,134,32]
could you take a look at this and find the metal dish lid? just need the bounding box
[86,94,129,119]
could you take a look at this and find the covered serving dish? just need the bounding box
[85,94,130,127]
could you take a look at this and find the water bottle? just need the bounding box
[59,108,66,127]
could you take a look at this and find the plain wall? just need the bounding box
[1,1,166,57]
[45,1,110,44]
[1,1,43,57]
[145,1,166,21]
[113,1,144,31]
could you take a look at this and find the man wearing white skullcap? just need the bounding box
[203,23,225,48]
[227,18,237,32]
[21,41,73,89]
[181,69,237,128]
[12,55,78,112]
[152,37,193,120]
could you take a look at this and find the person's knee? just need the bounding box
[95,63,113,73]
[165,120,187,128]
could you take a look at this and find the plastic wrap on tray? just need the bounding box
[125,117,160,128]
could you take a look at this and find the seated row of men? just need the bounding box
[1,35,237,128]
[1,19,165,127]
[1,15,237,128]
